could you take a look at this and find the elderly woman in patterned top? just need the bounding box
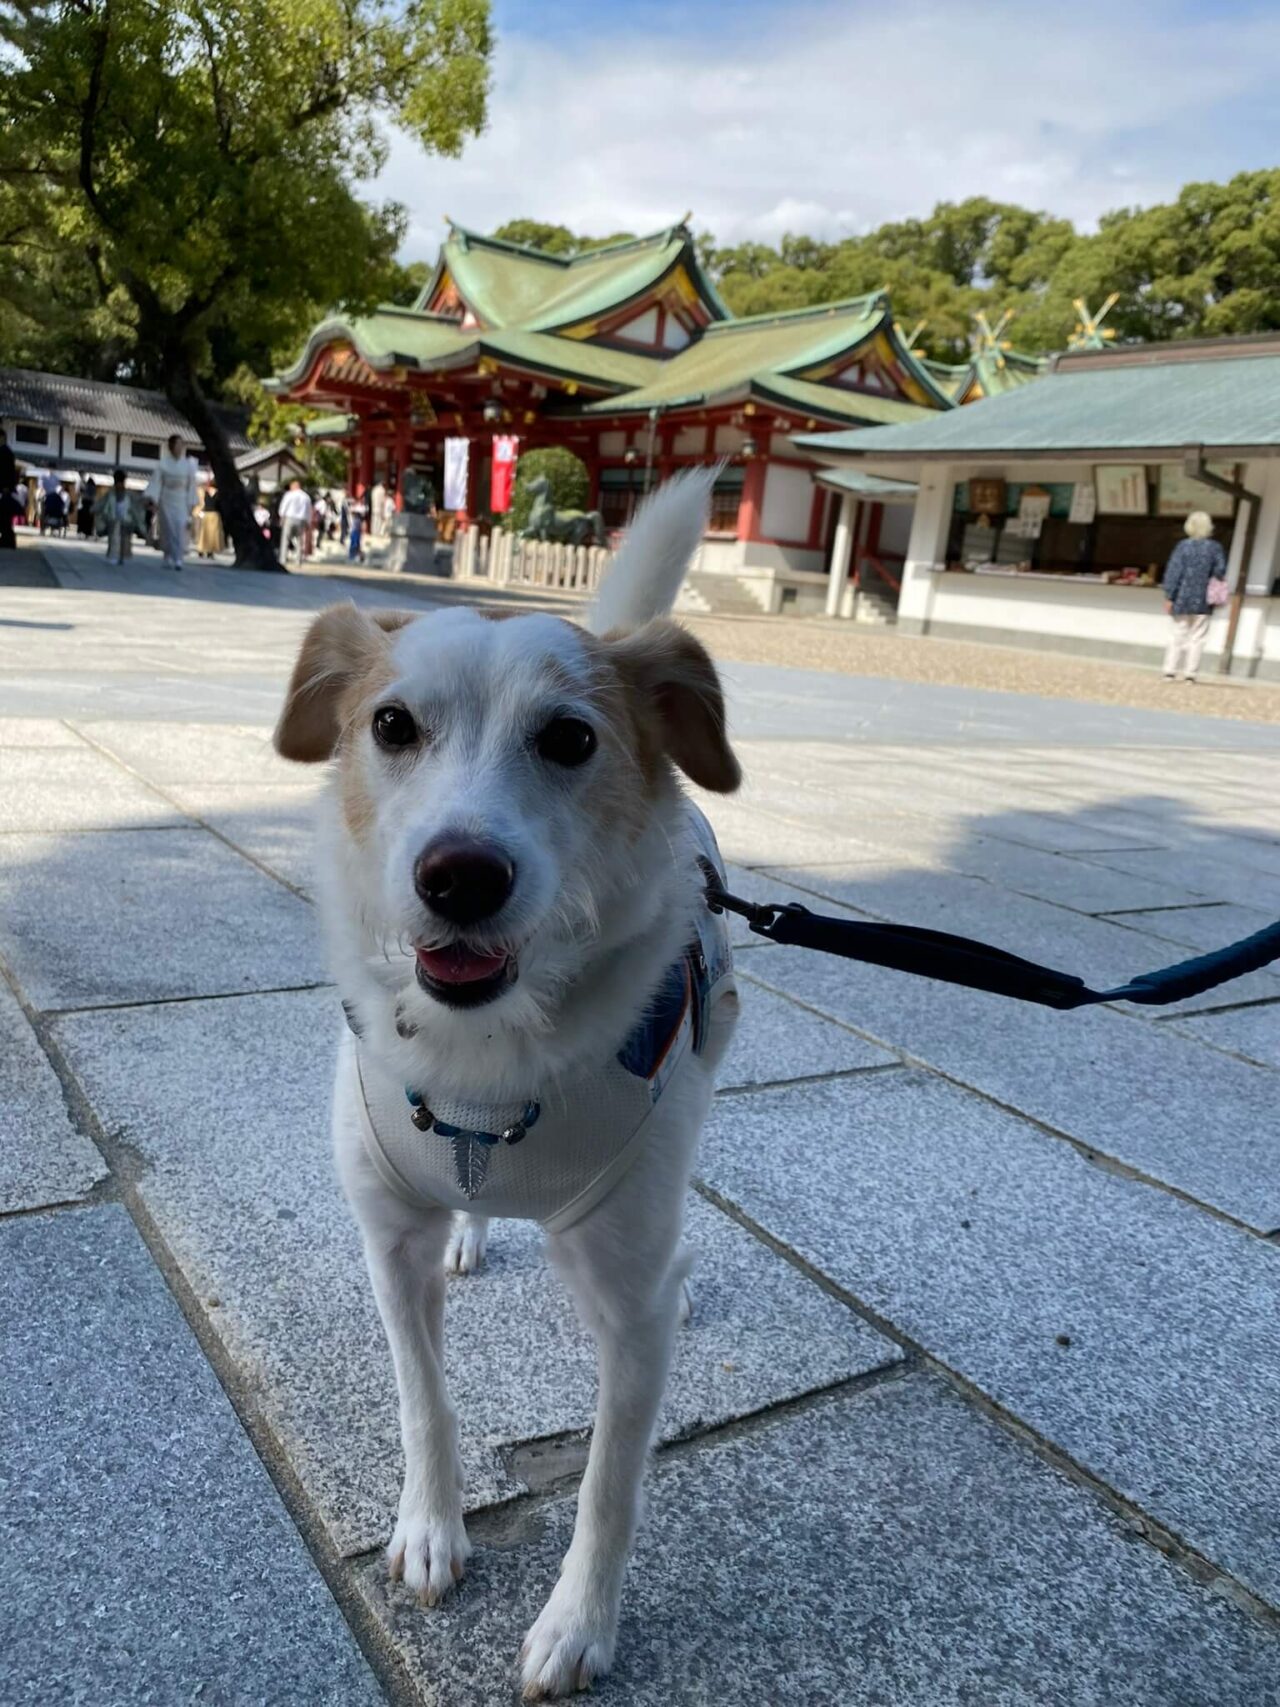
[1162,511,1228,682]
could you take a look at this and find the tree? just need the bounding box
[508,446,588,534]
[491,220,635,256]
[0,0,491,567]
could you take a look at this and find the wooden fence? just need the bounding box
[453,527,614,595]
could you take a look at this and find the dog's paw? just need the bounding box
[678,1277,693,1326]
[445,1212,489,1275]
[386,1508,471,1608]
[519,1582,617,1699]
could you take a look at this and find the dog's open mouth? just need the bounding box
[414,943,517,1008]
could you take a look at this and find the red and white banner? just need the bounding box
[490,435,518,513]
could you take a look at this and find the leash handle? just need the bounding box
[706,883,1280,1012]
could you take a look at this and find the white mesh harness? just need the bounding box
[352,811,734,1235]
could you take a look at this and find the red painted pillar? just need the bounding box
[358,424,375,497]
[737,459,766,541]
[393,417,411,510]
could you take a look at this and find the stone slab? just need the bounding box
[0,1203,381,1707]
[722,972,896,1090]
[1101,900,1280,953]
[363,1374,1280,1707]
[0,827,326,1009]
[53,987,902,1557]
[167,780,323,894]
[73,717,295,785]
[741,939,1280,1230]
[0,746,180,832]
[0,716,87,747]
[763,842,1191,918]
[698,792,880,868]
[699,1067,1280,1604]
[1169,1002,1280,1070]
[1077,845,1280,914]
[0,980,107,1210]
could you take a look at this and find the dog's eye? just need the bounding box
[372,704,418,749]
[535,716,596,768]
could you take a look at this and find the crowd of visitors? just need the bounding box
[0,431,372,573]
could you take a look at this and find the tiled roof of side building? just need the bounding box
[423,223,729,332]
[796,350,1280,461]
[0,367,251,452]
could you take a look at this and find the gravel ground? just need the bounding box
[680,612,1280,725]
[294,555,1280,726]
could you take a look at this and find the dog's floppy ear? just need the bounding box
[607,617,741,794]
[274,604,415,762]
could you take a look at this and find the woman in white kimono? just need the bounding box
[146,435,199,569]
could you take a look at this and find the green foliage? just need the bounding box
[508,446,589,533]
[222,366,346,486]
[492,221,635,256]
[692,176,1280,362]
[0,0,491,562]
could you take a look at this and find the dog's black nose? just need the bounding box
[414,837,515,925]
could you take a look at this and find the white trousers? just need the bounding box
[1164,613,1211,677]
[279,517,307,565]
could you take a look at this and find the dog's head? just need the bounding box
[274,599,739,1027]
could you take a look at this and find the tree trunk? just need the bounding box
[163,358,281,571]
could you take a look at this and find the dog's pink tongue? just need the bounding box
[416,944,508,985]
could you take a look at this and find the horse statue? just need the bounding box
[520,475,606,547]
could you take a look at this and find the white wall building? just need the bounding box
[799,336,1280,680]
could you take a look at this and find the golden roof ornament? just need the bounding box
[1068,294,1120,349]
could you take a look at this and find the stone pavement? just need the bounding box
[3,537,1280,1705]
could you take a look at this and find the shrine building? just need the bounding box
[270,220,974,611]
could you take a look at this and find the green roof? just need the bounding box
[425,223,728,331]
[797,350,1280,462]
[273,227,960,429]
[303,413,355,439]
[812,467,919,501]
[583,295,942,424]
[274,309,657,395]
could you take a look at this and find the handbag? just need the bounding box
[1207,575,1230,607]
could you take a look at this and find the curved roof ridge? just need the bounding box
[445,220,692,269]
[703,291,889,335]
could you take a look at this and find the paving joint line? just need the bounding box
[0,948,419,1707]
[344,1360,918,1562]
[64,719,313,903]
[728,962,1272,1241]
[692,1178,1280,1632]
[715,1060,902,1098]
[42,979,336,1019]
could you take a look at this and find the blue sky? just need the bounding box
[378,0,1280,260]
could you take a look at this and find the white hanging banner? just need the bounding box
[1068,480,1098,525]
[443,437,470,511]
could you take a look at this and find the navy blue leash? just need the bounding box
[705,883,1280,1011]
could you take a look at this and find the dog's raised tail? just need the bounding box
[588,467,717,635]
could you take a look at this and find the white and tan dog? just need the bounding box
[274,474,741,1698]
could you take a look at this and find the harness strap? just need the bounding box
[707,885,1280,1012]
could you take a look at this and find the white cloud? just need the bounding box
[376,0,1280,261]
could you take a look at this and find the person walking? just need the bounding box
[146,435,198,569]
[77,475,97,538]
[0,427,16,551]
[1162,511,1228,682]
[278,478,312,567]
[347,495,366,562]
[97,468,136,566]
[195,484,225,558]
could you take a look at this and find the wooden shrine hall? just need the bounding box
[270,219,1010,607]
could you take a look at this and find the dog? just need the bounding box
[273,472,742,1698]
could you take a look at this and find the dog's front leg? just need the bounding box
[361,1207,472,1605]
[521,1171,691,1698]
